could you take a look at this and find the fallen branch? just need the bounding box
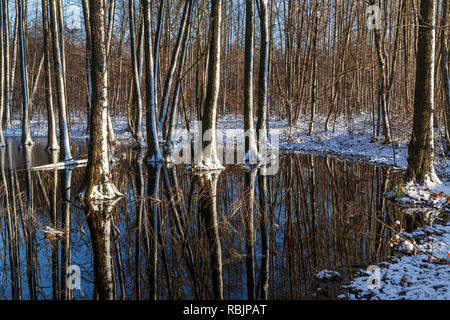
[31,159,88,171]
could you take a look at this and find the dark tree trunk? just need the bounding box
[405,0,439,184]
[256,0,270,145]
[442,0,450,150]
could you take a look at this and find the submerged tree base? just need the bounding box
[193,159,225,173]
[78,182,123,202]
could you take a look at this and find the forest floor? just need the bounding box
[5,113,450,300]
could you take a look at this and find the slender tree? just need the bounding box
[18,0,33,146]
[369,0,392,144]
[256,0,270,145]
[143,0,163,162]
[81,0,92,132]
[442,0,450,150]
[0,0,6,146]
[49,0,71,160]
[243,0,260,163]
[42,0,59,151]
[129,0,145,147]
[308,0,319,136]
[2,0,10,128]
[153,0,166,109]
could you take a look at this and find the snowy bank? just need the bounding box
[344,222,450,300]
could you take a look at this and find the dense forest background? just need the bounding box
[4,0,448,141]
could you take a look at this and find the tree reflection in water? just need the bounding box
[0,147,414,300]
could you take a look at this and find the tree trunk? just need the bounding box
[81,0,92,133]
[2,0,11,128]
[18,0,33,146]
[129,0,145,147]
[50,0,72,160]
[83,0,121,201]
[369,0,392,144]
[244,0,260,163]
[442,0,450,151]
[405,0,439,185]
[143,0,163,162]
[196,0,223,170]
[42,0,59,151]
[308,1,319,136]
[256,0,270,145]
[153,0,166,112]
[0,0,6,146]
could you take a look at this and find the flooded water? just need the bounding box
[0,138,413,300]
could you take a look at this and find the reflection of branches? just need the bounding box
[162,165,201,299]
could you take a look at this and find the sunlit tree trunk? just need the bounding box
[9,2,18,125]
[142,0,163,163]
[83,0,122,201]
[50,0,71,160]
[81,0,92,133]
[243,0,260,163]
[405,0,439,184]
[18,0,33,146]
[106,0,117,145]
[196,0,223,170]
[153,0,166,111]
[42,0,59,151]
[129,0,145,147]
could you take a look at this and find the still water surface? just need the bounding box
[0,138,414,300]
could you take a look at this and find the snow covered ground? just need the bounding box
[0,112,418,169]
[344,222,450,300]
